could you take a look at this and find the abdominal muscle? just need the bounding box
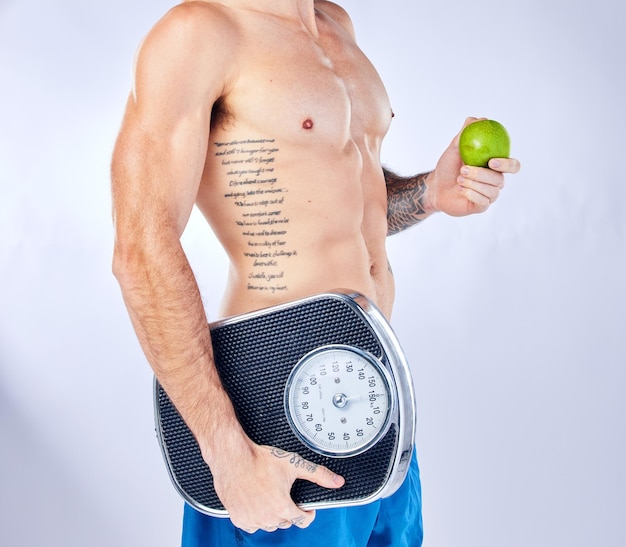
[218,231,395,320]
[197,137,395,320]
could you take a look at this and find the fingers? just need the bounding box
[293,455,345,489]
[245,508,316,534]
[278,515,309,529]
[236,505,315,535]
[270,447,345,489]
[309,463,346,489]
[457,155,520,210]
[457,165,505,212]
[249,512,315,534]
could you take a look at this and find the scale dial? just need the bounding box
[285,345,394,457]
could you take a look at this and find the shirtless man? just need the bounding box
[111,0,520,544]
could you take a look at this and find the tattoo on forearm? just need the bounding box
[271,448,318,474]
[385,168,430,235]
[215,139,297,294]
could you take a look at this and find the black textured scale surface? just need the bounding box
[156,295,399,514]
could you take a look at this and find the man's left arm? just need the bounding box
[385,169,431,235]
[385,118,521,235]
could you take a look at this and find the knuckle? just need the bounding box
[291,516,315,528]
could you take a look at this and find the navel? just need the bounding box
[302,118,314,130]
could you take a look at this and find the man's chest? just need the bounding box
[222,20,392,145]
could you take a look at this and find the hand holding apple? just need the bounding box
[425,118,520,217]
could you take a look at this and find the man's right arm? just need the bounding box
[111,4,342,533]
[111,2,243,465]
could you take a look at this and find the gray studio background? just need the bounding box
[1,0,624,546]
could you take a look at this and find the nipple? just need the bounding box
[302,118,314,130]
[391,110,395,119]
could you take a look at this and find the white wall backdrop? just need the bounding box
[1,1,624,546]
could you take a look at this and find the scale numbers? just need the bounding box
[285,345,394,457]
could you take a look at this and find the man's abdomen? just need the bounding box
[217,234,393,319]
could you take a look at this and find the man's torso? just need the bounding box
[191,1,395,317]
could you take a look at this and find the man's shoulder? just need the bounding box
[131,2,241,102]
[165,1,233,19]
[315,0,356,37]
[144,1,239,52]
[136,1,241,70]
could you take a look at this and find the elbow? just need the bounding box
[111,204,156,287]
[111,225,180,289]
[112,238,140,291]
[112,224,152,290]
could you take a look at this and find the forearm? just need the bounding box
[384,168,436,235]
[113,233,249,462]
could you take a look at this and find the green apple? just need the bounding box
[459,119,511,167]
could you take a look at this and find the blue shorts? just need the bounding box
[181,451,422,547]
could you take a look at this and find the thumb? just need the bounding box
[451,117,479,147]
[463,116,481,128]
